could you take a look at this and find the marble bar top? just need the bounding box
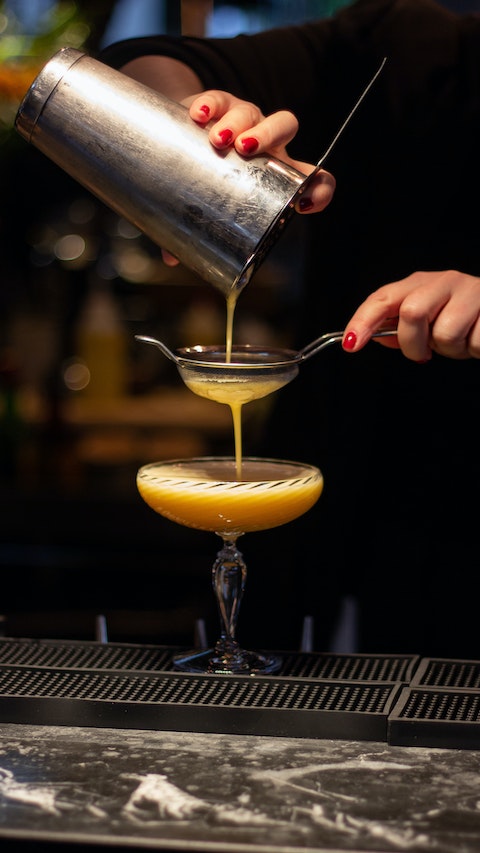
[1,722,480,853]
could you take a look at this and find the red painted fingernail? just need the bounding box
[241,136,258,154]
[343,331,357,351]
[218,128,233,145]
[198,104,210,117]
[299,197,313,212]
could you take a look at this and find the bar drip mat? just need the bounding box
[0,638,414,741]
[388,657,480,750]
[3,640,480,748]
[0,636,418,680]
[0,664,402,741]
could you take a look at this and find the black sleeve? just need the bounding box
[98,25,335,116]
[97,0,465,164]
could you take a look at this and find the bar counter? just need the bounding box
[1,721,480,853]
[1,635,480,853]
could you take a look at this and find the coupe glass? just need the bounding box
[137,456,323,675]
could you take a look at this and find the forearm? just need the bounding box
[120,55,203,101]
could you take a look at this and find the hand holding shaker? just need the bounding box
[15,48,384,299]
[14,47,307,299]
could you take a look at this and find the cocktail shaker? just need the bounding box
[15,47,307,298]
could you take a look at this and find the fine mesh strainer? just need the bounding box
[135,328,397,402]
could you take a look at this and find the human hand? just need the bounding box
[161,90,336,266]
[187,90,335,212]
[341,270,480,362]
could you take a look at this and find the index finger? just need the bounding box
[341,285,403,352]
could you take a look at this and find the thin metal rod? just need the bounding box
[316,57,387,169]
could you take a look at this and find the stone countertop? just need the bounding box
[0,722,479,852]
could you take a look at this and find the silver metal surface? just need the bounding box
[135,328,398,372]
[15,48,386,299]
[15,47,305,297]
[134,329,397,402]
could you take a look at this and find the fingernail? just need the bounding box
[298,197,313,212]
[198,104,210,117]
[415,358,431,365]
[218,128,233,145]
[343,331,357,351]
[241,136,258,154]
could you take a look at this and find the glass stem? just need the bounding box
[212,537,246,653]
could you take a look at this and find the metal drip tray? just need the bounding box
[0,664,402,741]
[388,686,480,750]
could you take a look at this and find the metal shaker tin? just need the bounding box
[15,47,306,297]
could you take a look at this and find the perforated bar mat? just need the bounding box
[0,637,419,681]
[0,665,402,741]
[388,657,480,750]
[388,687,480,750]
[0,638,414,741]
[3,641,480,748]
[411,657,480,689]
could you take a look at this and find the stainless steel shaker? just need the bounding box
[15,47,307,298]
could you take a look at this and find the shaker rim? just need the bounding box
[15,46,86,142]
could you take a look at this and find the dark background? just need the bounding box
[1,0,479,651]
[0,0,346,649]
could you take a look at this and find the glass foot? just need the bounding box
[173,644,282,675]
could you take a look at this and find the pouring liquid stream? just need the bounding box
[186,290,278,479]
[199,291,292,479]
[138,299,397,481]
[218,58,389,476]
[226,292,241,477]
[183,294,397,481]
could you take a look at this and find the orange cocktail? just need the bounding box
[137,457,323,536]
[137,456,323,675]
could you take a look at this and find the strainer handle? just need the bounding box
[135,334,179,364]
[298,328,398,362]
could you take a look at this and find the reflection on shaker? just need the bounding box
[14,47,305,299]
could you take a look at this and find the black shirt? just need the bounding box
[101,0,480,657]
